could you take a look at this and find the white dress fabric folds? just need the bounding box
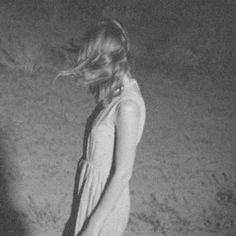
[74,79,146,236]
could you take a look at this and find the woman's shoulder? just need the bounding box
[121,82,145,108]
[104,79,146,127]
[117,99,140,115]
[115,83,145,118]
[112,99,140,129]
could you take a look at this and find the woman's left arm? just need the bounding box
[83,99,140,235]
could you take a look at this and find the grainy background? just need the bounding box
[0,1,235,235]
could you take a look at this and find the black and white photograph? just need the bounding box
[0,1,235,236]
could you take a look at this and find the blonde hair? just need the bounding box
[55,19,131,106]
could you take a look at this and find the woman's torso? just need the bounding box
[84,78,146,175]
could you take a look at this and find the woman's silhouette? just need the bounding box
[58,19,146,236]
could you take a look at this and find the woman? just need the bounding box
[57,19,146,236]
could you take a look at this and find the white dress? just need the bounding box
[74,79,146,236]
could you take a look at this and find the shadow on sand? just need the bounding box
[0,129,28,236]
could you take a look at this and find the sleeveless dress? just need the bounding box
[74,79,146,236]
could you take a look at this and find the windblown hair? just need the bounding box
[56,19,131,106]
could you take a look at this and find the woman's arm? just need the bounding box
[85,99,140,234]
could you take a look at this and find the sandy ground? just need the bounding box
[0,1,236,236]
[0,66,235,236]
